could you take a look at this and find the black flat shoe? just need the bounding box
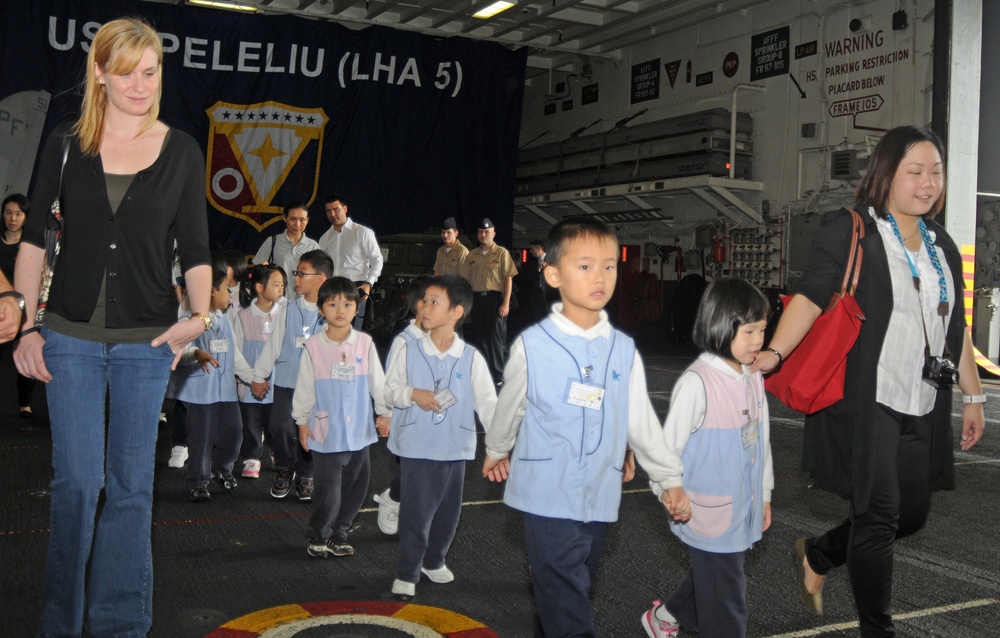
[19,408,32,419]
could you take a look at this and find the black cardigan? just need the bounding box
[794,207,962,514]
[24,124,210,329]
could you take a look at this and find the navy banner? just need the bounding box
[0,0,526,253]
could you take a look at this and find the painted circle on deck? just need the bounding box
[205,600,499,637]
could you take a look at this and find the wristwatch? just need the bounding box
[962,394,987,404]
[190,311,213,332]
[0,290,25,312]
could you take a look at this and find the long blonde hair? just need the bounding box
[72,18,162,156]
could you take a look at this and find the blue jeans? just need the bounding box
[39,328,173,638]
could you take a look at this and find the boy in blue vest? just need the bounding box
[483,217,676,638]
[373,275,431,535]
[384,274,498,599]
[172,249,255,502]
[250,249,333,502]
[292,277,391,557]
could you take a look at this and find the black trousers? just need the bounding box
[805,403,933,637]
[666,547,747,638]
[467,290,505,384]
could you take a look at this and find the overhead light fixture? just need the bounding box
[186,0,259,13]
[473,1,516,19]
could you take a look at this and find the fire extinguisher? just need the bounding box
[711,231,726,264]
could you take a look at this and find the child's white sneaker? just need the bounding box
[391,579,416,597]
[641,601,679,638]
[241,459,261,479]
[168,446,188,468]
[420,564,454,583]
[373,488,400,535]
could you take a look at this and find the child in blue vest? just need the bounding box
[292,277,391,557]
[483,217,677,638]
[233,263,286,479]
[172,250,256,502]
[250,249,332,501]
[385,274,498,599]
[374,275,431,535]
[640,278,773,638]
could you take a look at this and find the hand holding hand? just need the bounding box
[250,380,270,399]
[483,455,509,482]
[661,486,691,522]
[375,414,391,437]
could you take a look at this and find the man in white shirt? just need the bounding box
[253,201,319,300]
[318,193,384,330]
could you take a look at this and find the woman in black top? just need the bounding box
[1,194,34,417]
[755,126,986,636]
[14,18,212,636]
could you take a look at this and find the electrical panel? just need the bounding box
[730,223,782,289]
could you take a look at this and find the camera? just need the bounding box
[922,355,960,388]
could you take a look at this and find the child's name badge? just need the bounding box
[331,363,355,382]
[742,419,759,449]
[209,339,229,354]
[567,382,605,410]
[294,336,306,348]
[262,321,273,334]
[434,387,458,412]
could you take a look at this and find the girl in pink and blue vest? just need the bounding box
[292,277,390,558]
[642,278,774,638]
[233,263,286,479]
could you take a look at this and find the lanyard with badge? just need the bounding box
[262,310,274,336]
[331,349,356,382]
[208,315,229,355]
[741,377,761,449]
[294,307,322,349]
[543,325,615,411]
[420,348,460,422]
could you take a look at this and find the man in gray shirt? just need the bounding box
[254,201,319,300]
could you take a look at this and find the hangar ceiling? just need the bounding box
[180,0,772,75]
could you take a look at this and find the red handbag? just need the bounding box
[765,209,866,414]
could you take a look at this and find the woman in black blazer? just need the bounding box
[754,126,985,636]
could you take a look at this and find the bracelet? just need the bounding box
[190,312,213,332]
[764,347,783,365]
[18,326,40,338]
[962,394,987,404]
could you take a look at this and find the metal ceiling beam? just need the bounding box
[488,0,589,38]
[235,1,620,61]
[524,205,560,225]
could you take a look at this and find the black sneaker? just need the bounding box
[271,467,294,499]
[216,471,238,491]
[189,486,211,502]
[295,476,314,502]
[330,535,354,557]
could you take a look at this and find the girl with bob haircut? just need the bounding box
[754,125,985,636]
[642,278,773,638]
[14,17,212,636]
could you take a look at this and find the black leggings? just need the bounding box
[806,403,933,637]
